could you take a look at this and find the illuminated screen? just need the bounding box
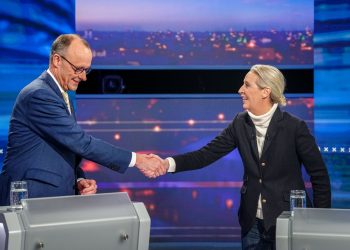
[0,0,74,65]
[76,94,314,241]
[314,0,350,208]
[76,0,314,69]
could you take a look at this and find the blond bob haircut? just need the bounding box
[249,64,287,106]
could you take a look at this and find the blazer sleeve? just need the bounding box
[173,117,238,172]
[296,120,331,208]
[25,88,132,173]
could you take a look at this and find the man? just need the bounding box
[152,64,331,250]
[0,34,165,206]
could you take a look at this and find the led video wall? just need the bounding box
[76,95,314,241]
[76,0,313,69]
[314,0,350,208]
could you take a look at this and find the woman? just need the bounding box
[163,64,331,250]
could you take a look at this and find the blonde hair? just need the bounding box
[249,64,287,106]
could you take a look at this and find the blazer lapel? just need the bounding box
[243,113,260,163]
[261,107,283,157]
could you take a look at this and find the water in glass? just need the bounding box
[10,181,28,210]
[290,189,306,215]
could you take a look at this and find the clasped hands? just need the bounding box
[135,153,169,178]
[78,154,168,196]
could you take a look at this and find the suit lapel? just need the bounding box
[43,71,76,118]
[243,113,260,163]
[69,95,77,120]
[261,107,283,157]
[42,71,63,98]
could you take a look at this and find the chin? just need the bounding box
[69,85,79,91]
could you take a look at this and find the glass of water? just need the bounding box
[10,181,28,211]
[290,190,306,215]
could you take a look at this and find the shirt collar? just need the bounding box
[47,69,65,93]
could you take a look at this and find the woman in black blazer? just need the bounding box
[158,64,331,250]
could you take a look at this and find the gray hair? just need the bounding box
[249,64,287,106]
[49,34,91,64]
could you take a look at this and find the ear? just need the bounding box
[51,54,61,68]
[262,87,271,99]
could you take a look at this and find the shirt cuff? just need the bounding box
[166,157,176,172]
[76,178,84,183]
[129,152,136,167]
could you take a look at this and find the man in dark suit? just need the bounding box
[153,64,331,250]
[0,34,165,206]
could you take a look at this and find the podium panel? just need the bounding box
[0,192,150,250]
[276,208,350,250]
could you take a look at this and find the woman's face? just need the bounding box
[238,71,267,115]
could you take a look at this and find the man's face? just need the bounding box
[54,39,92,91]
[238,71,266,115]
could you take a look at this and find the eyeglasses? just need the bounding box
[59,54,91,75]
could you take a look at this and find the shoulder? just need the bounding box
[235,110,249,122]
[279,109,305,124]
[19,73,58,101]
[277,109,310,134]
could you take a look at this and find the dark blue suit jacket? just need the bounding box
[0,71,132,205]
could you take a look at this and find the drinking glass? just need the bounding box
[290,190,306,215]
[10,181,28,210]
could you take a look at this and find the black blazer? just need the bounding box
[173,107,331,234]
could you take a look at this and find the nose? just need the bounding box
[238,84,244,95]
[79,71,87,81]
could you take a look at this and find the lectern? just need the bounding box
[0,192,150,250]
[276,208,350,250]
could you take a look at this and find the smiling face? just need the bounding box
[51,38,92,91]
[238,71,272,115]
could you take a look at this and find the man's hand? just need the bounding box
[77,179,97,195]
[135,153,169,178]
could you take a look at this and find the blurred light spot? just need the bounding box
[120,188,132,198]
[192,190,198,199]
[218,113,225,120]
[149,203,156,211]
[142,189,155,196]
[226,199,233,209]
[188,119,195,126]
[153,125,161,132]
[81,160,99,172]
[114,133,121,140]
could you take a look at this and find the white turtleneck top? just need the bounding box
[247,103,278,219]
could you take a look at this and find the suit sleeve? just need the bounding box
[173,117,238,172]
[296,120,331,208]
[26,89,132,173]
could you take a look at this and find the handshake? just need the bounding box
[135,153,170,178]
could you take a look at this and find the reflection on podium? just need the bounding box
[276,208,350,250]
[0,192,150,250]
